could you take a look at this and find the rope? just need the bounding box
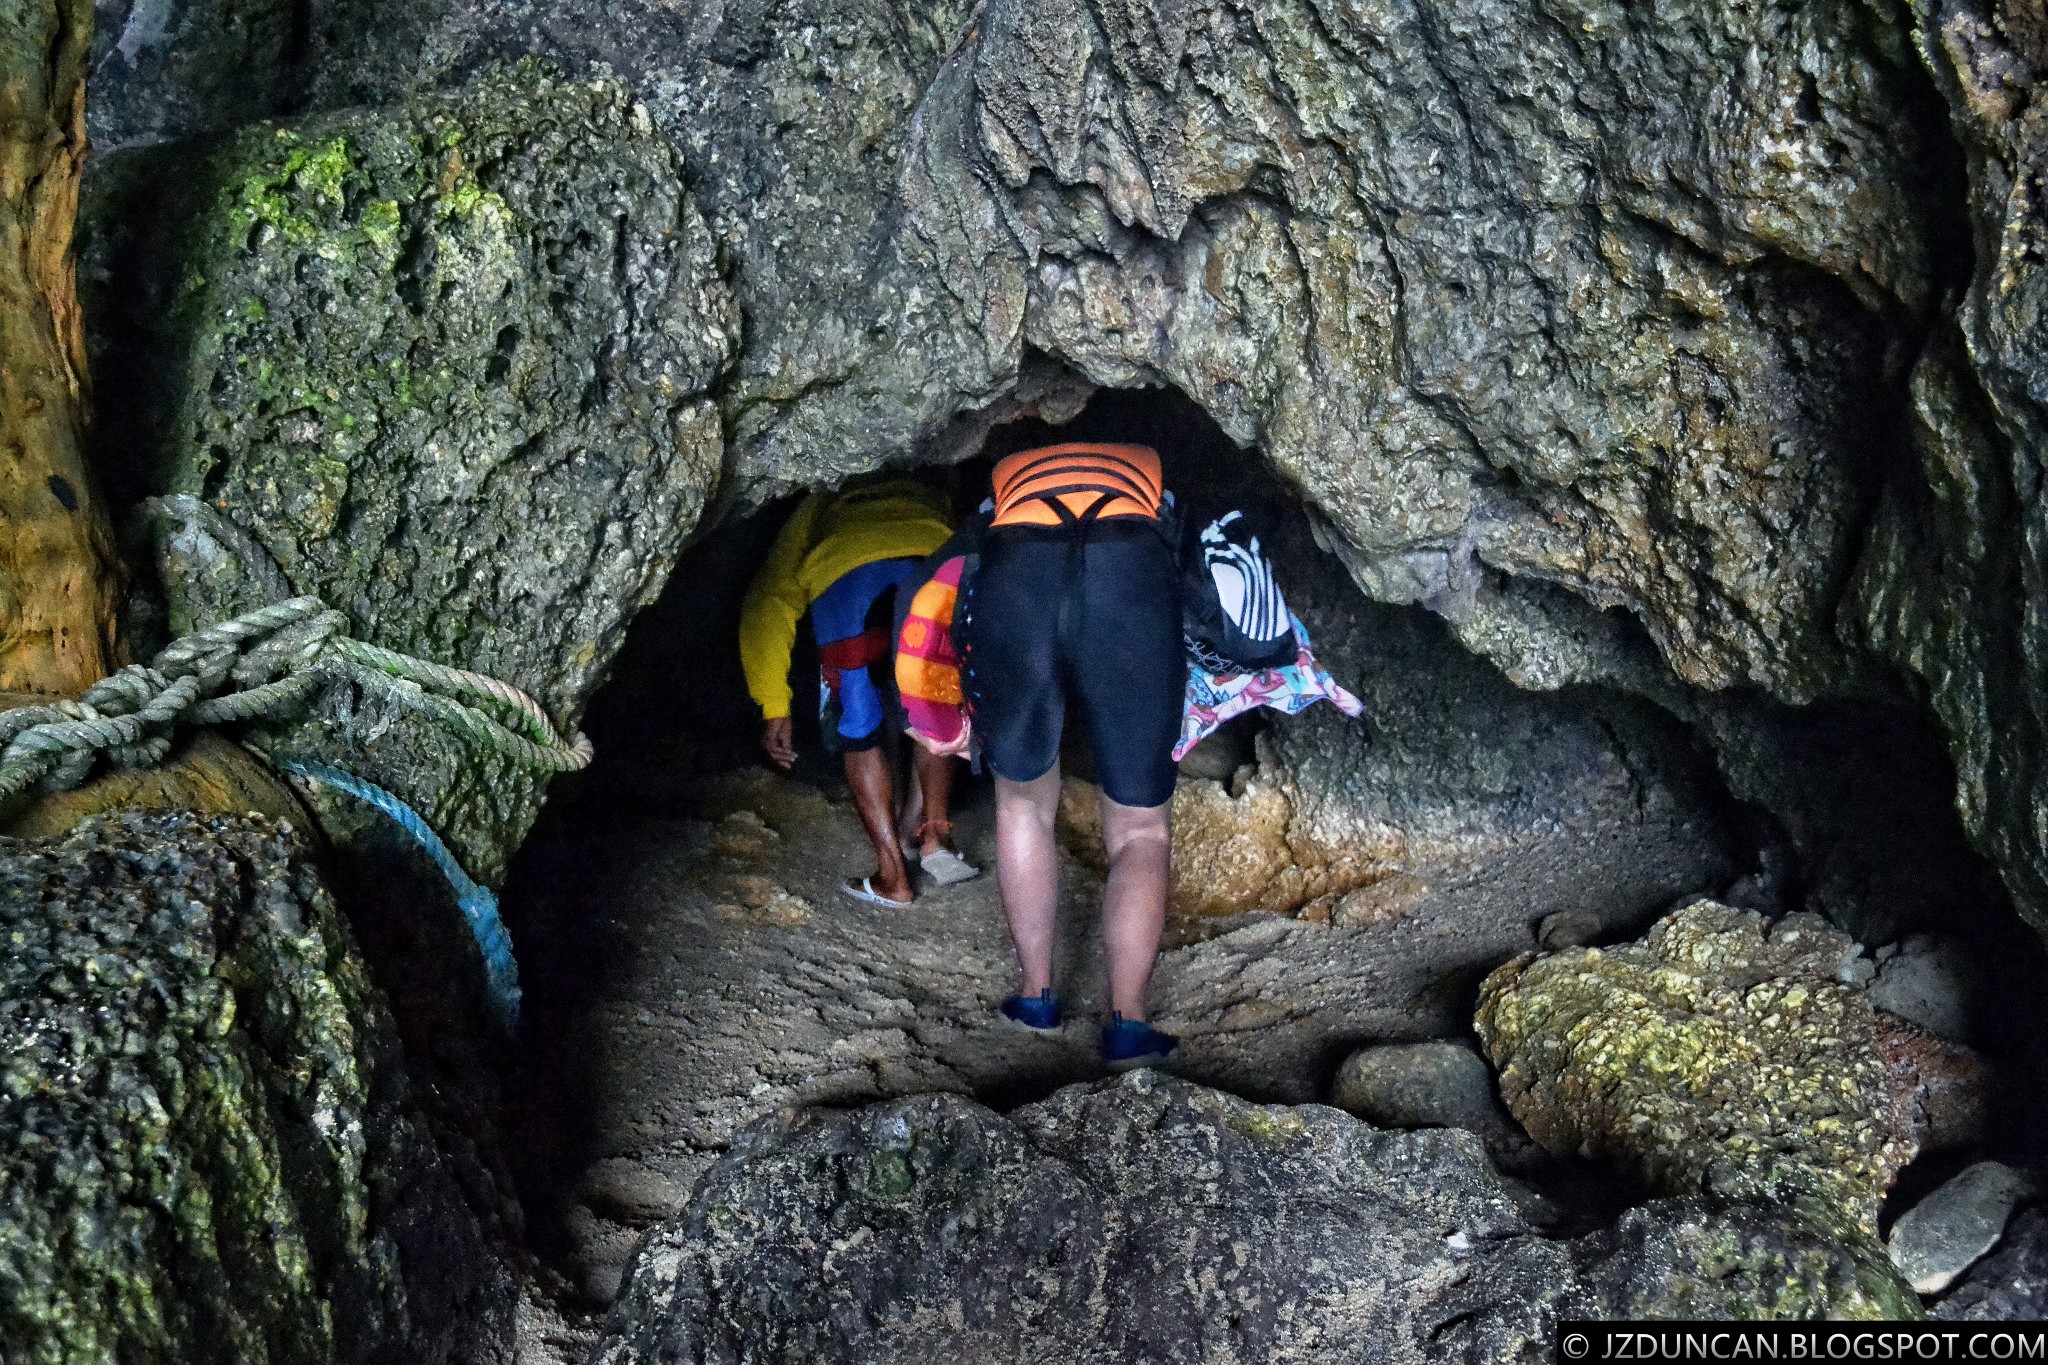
[0,493,590,1034]
[0,592,590,805]
[272,756,521,1032]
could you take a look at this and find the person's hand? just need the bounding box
[761,717,797,769]
[910,718,971,758]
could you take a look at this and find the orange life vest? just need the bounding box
[989,443,1164,528]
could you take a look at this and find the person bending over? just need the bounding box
[740,476,978,906]
[899,440,1182,1065]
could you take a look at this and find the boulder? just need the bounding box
[79,61,737,885]
[589,1073,1916,1359]
[1889,1162,2034,1296]
[1328,1040,1520,1149]
[1575,1196,1920,1321]
[590,1073,1577,1364]
[1538,911,1604,952]
[0,812,514,1363]
[1475,902,1920,1234]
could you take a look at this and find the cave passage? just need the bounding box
[479,384,2048,1320]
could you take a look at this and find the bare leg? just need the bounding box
[994,767,1062,996]
[912,746,956,857]
[1099,794,1171,1020]
[844,746,913,902]
[895,772,924,854]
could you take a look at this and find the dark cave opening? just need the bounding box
[464,382,2048,1303]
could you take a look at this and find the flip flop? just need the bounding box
[920,848,981,887]
[840,876,913,908]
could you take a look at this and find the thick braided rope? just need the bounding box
[272,755,520,1032]
[0,496,563,1036]
[0,675,203,803]
[333,639,591,767]
[0,594,591,805]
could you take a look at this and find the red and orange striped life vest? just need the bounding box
[989,443,1164,528]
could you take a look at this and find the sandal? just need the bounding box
[912,819,980,886]
[840,876,913,908]
[920,848,981,887]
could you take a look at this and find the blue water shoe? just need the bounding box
[1000,988,1062,1031]
[1101,1012,1178,1068]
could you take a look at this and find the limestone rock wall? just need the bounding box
[1845,0,2048,940]
[402,0,1935,706]
[0,811,515,1364]
[81,63,736,882]
[70,0,2048,942]
[910,0,1927,707]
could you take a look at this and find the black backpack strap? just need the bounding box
[1078,489,1120,524]
[1024,487,1145,528]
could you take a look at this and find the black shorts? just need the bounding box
[961,520,1185,808]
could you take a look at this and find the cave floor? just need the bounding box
[498,763,1684,1361]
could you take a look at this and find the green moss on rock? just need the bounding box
[81,61,737,884]
[1475,901,1916,1235]
[1574,1196,1922,1321]
[0,812,513,1364]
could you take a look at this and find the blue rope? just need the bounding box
[273,755,521,1032]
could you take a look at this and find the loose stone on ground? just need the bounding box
[1889,1163,2035,1296]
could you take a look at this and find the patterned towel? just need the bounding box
[1174,613,1364,761]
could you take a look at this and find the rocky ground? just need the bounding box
[498,738,1724,1359]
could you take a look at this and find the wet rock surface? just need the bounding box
[1477,902,1926,1234]
[79,62,735,883]
[591,1074,1575,1364]
[0,812,514,1364]
[1572,1196,1919,1321]
[589,1074,1919,1362]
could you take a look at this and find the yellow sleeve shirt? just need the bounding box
[738,482,953,720]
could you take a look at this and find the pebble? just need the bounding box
[1887,1161,2034,1296]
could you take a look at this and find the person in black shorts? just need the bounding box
[903,437,1184,1065]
